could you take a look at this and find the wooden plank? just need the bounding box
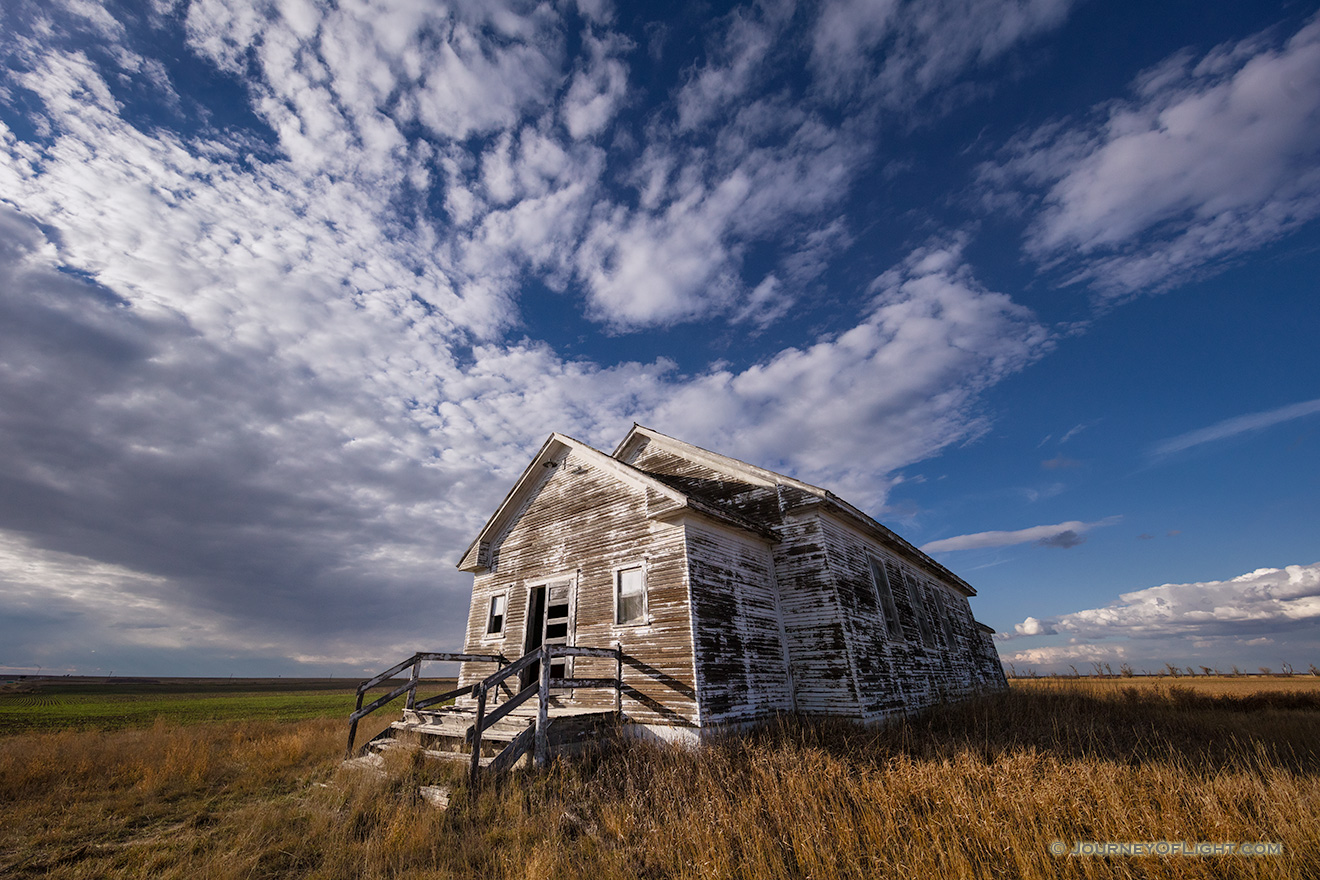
[488,725,534,776]
[412,684,476,711]
[405,658,422,709]
[416,652,505,664]
[550,677,619,690]
[535,653,550,766]
[350,676,420,722]
[476,682,536,730]
[357,654,419,695]
[469,685,487,784]
[552,646,620,659]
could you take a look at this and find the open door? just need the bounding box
[521,579,574,690]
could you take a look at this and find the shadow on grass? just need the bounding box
[724,686,1320,776]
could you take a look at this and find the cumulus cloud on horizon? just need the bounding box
[1009,561,1320,640]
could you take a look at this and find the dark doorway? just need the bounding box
[521,580,572,690]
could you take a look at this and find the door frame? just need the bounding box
[520,570,577,689]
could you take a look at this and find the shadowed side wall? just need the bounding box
[817,515,1008,721]
[684,519,793,724]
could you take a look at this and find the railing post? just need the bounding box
[346,692,364,757]
[614,642,623,718]
[469,683,487,785]
[406,656,422,710]
[535,646,550,767]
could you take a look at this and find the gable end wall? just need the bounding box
[460,447,698,727]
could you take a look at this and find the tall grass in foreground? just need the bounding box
[1,686,1317,878]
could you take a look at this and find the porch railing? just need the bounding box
[347,644,624,783]
[345,651,506,757]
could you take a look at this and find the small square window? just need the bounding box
[615,566,646,625]
[486,594,506,635]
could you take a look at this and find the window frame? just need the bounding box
[931,587,957,648]
[484,590,508,637]
[612,563,649,627]
[867,555,904,641]
[904,571,937,648]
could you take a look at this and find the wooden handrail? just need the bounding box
[348,644,627,777]
[471,643,626,782]
[413,683,477,711]
[346,651,505,757]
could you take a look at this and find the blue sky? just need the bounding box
[1,0,1317,677]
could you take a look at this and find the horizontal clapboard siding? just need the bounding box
[771,515,861,716]
[816,515,1006,721]
[684,521,793,724]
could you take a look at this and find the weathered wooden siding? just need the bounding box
[627,437,867,718]
[460,447,698,727]
[770,515,862,716]
[684,520,793,724]
[815,515,1005,721]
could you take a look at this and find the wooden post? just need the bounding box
[469,684,487,785]
[534,647,550,767]
[614,642,623,718]
[406,657,422,710]
[346,692,364,757]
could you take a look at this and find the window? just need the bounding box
[615,566,646,625]
[867,557,903,640]
[932,589,956,647]
[486,593,506,635]
[905,573,936,647]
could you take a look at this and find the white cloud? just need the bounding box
[1009,561,1320,641]
[676,4,783,130]
[809,0,1074,105]
[1153,397,1320,456]
[922,515,1120,553]
[561,29,631,139]
[0,1,1068,673]
[647,240,1051,507]
[991,14,1320,295]
[1000,643,1128,666]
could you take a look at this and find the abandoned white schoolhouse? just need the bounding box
[346,425,1004,772]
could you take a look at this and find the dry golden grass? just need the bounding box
[1,684,1317,879]
[1012,675,1320,698]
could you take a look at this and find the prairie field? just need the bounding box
[1011,674,1320,698]
[1,678,1318,879]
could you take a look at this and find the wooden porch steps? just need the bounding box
[344,646,626,790]
[355,704,617,771]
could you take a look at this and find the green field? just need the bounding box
[0,677,457,734]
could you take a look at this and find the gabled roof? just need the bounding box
[613,425,830,497]
[612,424,976,596]
[456,432,775,572]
